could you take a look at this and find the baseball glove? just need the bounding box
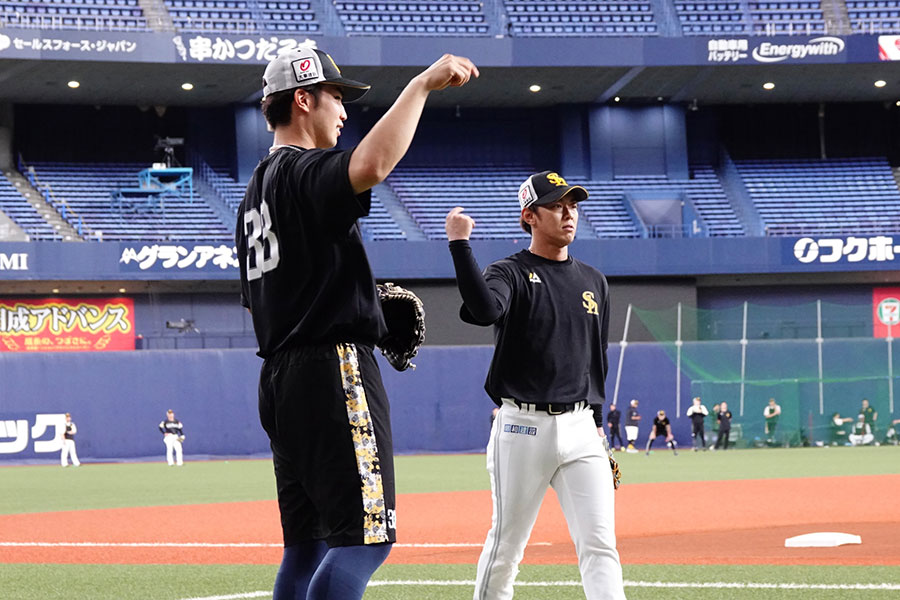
[601,435,621,490]
[609,455,621,490]
[376,282,426,372]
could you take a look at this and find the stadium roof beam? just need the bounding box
[595,67,645,104]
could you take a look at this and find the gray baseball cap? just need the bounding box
[262,47,370,102]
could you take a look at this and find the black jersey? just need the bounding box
[462,250,610,415]
[653,416,671,435]
[607,408,621,426]
[160,419,184,436]
[625,407,640,426]
[717,410,732,429]
[236,145,386,358]
[64,422,76,440]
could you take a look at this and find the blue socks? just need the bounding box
[273,541,329,600]
[307,543,393,600]
[273,542,392,600]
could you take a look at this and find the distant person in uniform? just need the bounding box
[60,413,80,467]
[848,414,874,446]
[686,396,709,451]
[159,409,185,466]
[714,402,733,450]
[764,398,781,444]
[829,412,852,446]
[607,403,624,451]
[625,399,641,453]
[885,418,900,445]
[859,398,878,438]
[645,409,678,456]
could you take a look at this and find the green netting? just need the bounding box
[631,301,872,342]
[627,302,896,447]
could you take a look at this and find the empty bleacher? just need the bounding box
[27,162,233,242]
[334,0,489,36]
[504,0,658,37]
[201,164,405,240]
[387,166,535,240]
[0,0,149,32]
[847,0,900,33]
[748,0,825,35]
[164,0,320,34]
[575,166,743,238]
[387,165,742,240]
[674,1,749,36]
[735,157,900,236]
[0,172,61,240]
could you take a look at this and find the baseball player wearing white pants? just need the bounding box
[446,171,625,600]
[159,410,185,466]
[60,413,80,467]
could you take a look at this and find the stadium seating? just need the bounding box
[846,0,900,33]
[748,1,825,35]
[164,0,320,34]
[503,0,658,37]
[386,165,741,240]
[735,157,900,235]
[0,172,62,240]
[334,0,489,36]
[26,162,233,242]
[673,1,749,36]
[201,164,405,241]
[387,166,536,240]
[0,0,150,32]
[575,165,743,238]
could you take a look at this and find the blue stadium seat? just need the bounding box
[736,158,900,236]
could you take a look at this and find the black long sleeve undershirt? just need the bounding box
[448,239,503,324]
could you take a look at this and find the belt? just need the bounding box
[513,400,586,415]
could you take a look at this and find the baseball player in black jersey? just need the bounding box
[607,403,624,451]
[60,412,80,467]
[714,402,733,450]
[625,398,641,453]
[686,396,709,451]
[646,410,678,455]
[159,409,185,466]
[236,47,477,600]
[446,171,625,600]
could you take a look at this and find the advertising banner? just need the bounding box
[872,287,900,338]
[0,297,135,352]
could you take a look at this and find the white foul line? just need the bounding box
[0,541,531,549]
[179,580,900,600]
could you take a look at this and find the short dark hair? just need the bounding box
[260,85,322,129]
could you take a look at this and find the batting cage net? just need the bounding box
[625,301,898,447]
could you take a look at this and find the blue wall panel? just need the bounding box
[2,340,896,462]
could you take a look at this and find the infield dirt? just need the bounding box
[2,474,897,566]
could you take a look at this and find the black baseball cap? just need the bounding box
[517,170,588,210]
[262,47,370,103]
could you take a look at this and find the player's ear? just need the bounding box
[294,88,313,113]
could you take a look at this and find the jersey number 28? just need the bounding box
[243,200,280,281]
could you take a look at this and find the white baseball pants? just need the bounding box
[474,399,625,600]
[164,434,183,466]
[60,439,80,467]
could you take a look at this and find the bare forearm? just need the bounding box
[349,78,430,193]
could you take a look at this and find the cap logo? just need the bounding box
[546,172,568,187]
[518,179,537,209]
[291,54,321,84]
